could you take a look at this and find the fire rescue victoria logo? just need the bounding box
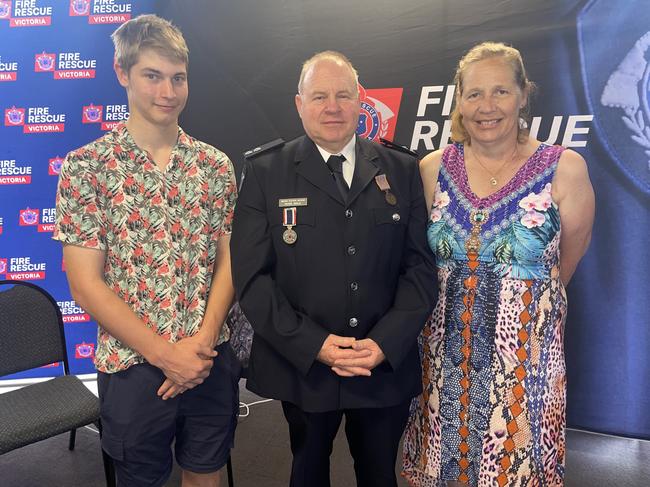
[69,0,132,25]
[82,103,102,123]
[0,55,19,82]
[578,0,648,194]
[75,342,95,359]
[0,256,46,280]
[82,103,128,130]
[0,0,53,27]
[35,51,97,79]
[19,206,55,232]
[355,84,403,142]
[599,31,650,194]
[49,156,64,176]
[4,106,24,125]
[0,1,10,19]
[4,105,66,133]
[0,158,32,184]
[58,299,91,323]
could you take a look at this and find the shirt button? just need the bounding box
[350,282,358,291]
[345,209,353,218]
[392,213,401,222]
[349,317,358,328]
[347,245,356,255]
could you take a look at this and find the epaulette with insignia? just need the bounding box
[243,138,285,159]
[379,138,418,158]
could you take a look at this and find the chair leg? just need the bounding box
[227,455,234,487]
[68,429,77,451]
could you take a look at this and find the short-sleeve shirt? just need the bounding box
[53,123,237,373]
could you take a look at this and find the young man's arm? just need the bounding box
[196,234,235,346]
[156,235,235,399]
[157,151,239,399]
[64,244,217,388]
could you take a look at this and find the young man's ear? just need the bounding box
[114,58,129,88]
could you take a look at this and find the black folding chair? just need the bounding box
[0,280,115,486]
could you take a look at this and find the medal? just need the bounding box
[283,227,297,244]
[282,207,298,245]
[375,174,397,205]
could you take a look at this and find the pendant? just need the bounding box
[490,177,498,186]
[466,209,490,253]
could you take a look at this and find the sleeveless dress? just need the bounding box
[402,143,568,487]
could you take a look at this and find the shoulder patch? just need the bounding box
[243,138,285,159]
[379,138,418,158]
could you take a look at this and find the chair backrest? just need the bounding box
[0,280,68,377]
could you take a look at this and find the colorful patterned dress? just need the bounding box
[402,143,568,487]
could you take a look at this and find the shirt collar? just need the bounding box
[114,122,194,152]
[315,136,356,165]
[176,126,194,150]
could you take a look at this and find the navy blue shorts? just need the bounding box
[98,342,240,487]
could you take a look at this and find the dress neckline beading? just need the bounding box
[457,143,547,208]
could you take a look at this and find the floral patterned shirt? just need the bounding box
[53,123,237,373]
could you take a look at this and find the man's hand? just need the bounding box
[157,335,217,390]
[157,333,218,399]
[157,379,187,400]
[317,334,373,377]
[332,338,385,377]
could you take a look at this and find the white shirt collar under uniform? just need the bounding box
[316,136,356,187]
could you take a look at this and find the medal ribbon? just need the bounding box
[375,174,390,191]
[283,207,297,227]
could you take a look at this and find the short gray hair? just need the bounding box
[297,50,359,94]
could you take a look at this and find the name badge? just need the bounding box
[279,198,308,208]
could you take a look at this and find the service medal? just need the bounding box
[282,207,298,245]
[375,174,397,205]
[283,227,298,244]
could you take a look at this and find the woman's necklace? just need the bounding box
[470,143,519,187]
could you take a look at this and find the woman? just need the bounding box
[402,42,595,486]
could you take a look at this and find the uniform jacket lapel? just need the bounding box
[294,136,345,205]
[348,136,380,207]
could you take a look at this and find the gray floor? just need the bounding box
[1,383,649,486]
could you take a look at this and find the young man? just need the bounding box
[231,51,438,487]
[54,14,239,487]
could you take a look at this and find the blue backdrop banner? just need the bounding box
[0,0,155,378]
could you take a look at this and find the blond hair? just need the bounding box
[297,50,359,95]
[111,14,189,73]
[450,42,535,144]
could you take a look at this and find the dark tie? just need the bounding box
[326,154,349,200]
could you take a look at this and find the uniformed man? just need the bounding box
[230,50,438,487]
